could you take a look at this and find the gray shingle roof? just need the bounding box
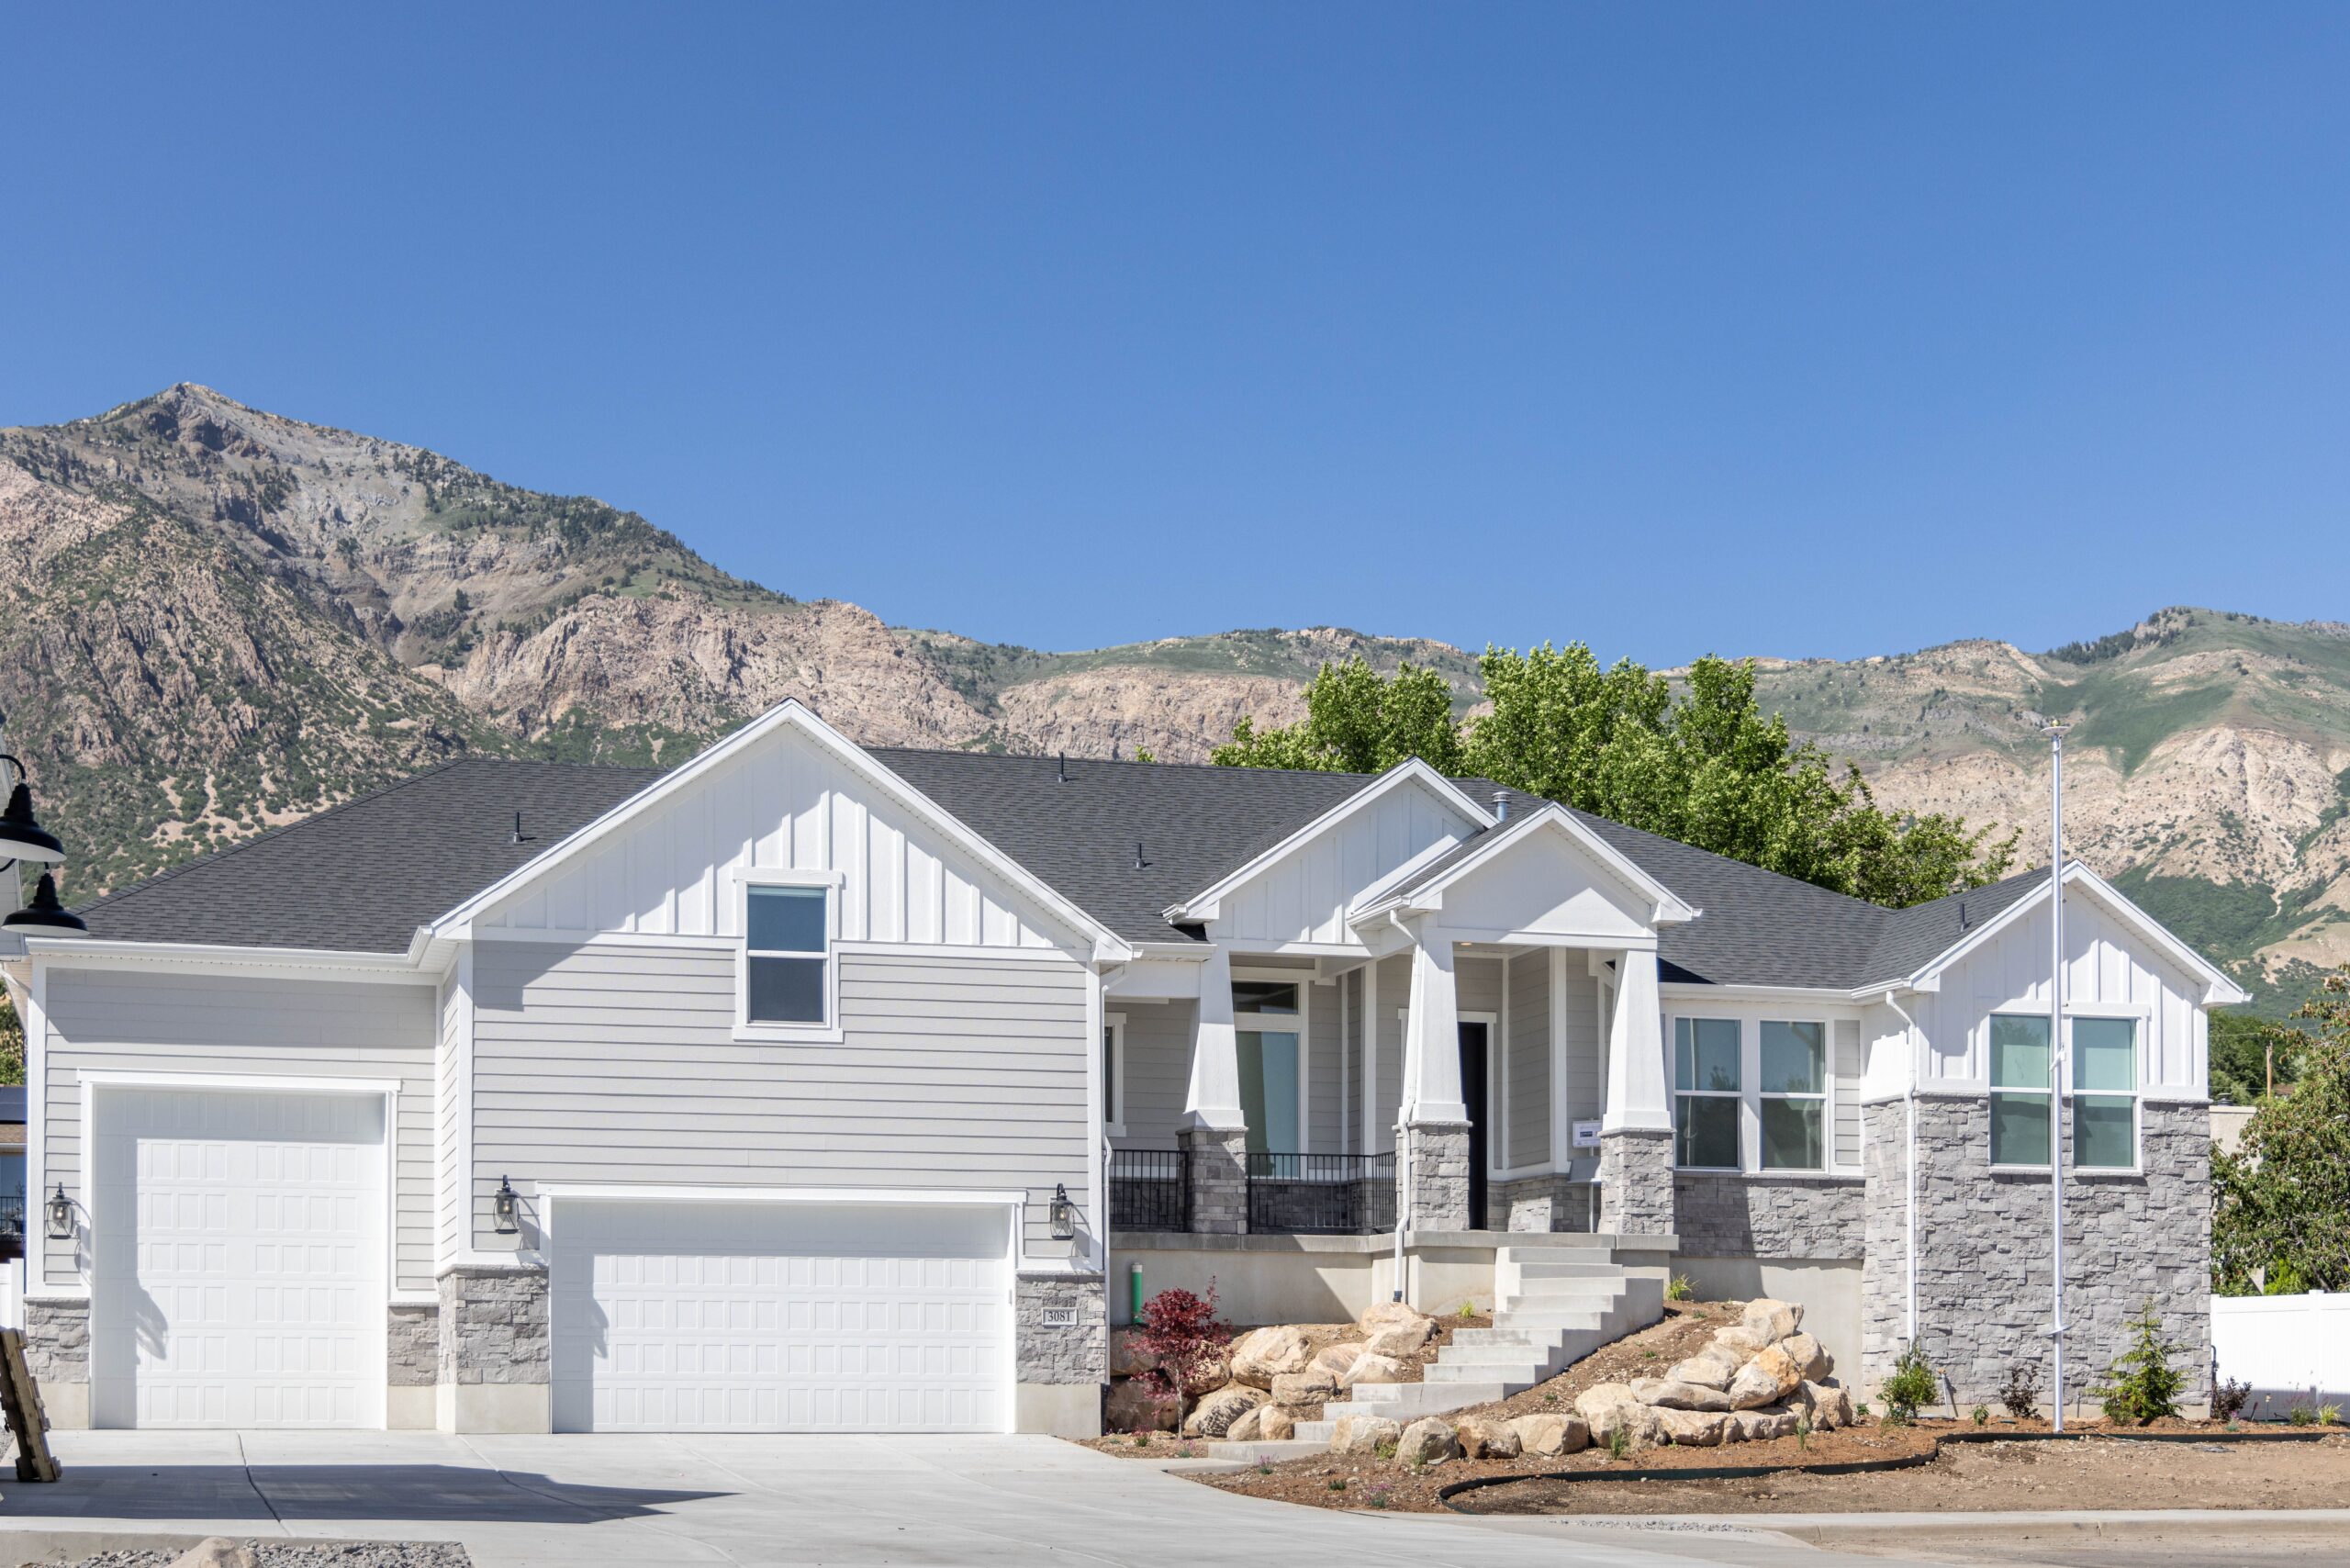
[67,744,2034,992]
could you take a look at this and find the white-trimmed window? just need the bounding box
[1989,1013,2052,1168]
[2071,1015,2138,1170]
[1758,1020,1826,1170]
[1103,1012,1127,1136]
[1673,1017,1740,1170]
[735,870,841,1037]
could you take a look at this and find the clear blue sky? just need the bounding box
[5,4,2344,666]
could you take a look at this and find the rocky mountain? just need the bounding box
[1,387,2339,1013]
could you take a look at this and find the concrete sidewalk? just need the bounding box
[0,1430,1932,1568]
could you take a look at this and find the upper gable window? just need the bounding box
[1232,980,1300,1015]
[736,871,842,1038]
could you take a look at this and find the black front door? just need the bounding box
[1458,1021,1490,1228]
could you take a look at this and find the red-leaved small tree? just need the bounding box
[1131,1280,1232,1431]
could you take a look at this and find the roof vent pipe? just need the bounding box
[1133,841,1147,870]
[510,811,532,845]
[1493,790,1508,822]
[1057,752,1069,784]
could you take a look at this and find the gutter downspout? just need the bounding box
[1387,910,1413,1302]
[1884,991,1921,1348]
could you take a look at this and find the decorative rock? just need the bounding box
[1270,1368,1338,1406]
[1225,1406,1266,1442]
[1797,1380,1853,1429]
[1394,1417,1460,1466]
[169,1540,259,1568]
[1311,1342,1365,1380]
[1654,1406,1729,1447]
[1508,1413,1589,1455]
[1741,1297,1802,1344]
[1574,1381,1639,1422]
[1576,1385,1667,1448]
[1339,1352,1410,1388]
[1666,1342,1744,1391]
[1455,1415,1521,1459]
[1109,1328,1154,1379]
[1230,1325,1315,1388]
[1183,1383,1267,1437]
[1732,1408,1797,1442]
[1712,1325,1768,1356]
[1727,1345,1804,1410]
[1358,1299,1436,1336]
[1360,1320,1438,1359]
[1629,1376,1733,1412]
[1329,1413,1403,1454]
[1781,1331,1830,1382]
[1105,1376,1175,1432]
[1260,1405,1296,1440]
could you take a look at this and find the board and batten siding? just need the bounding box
[467,940,1091,1254]
[37,968,438,1294]
[474,728,1082,956]
[1505,953,1550,1168]
[1208,779,1474,948]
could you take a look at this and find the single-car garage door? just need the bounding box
[550,1199,1011,1433]
[89,1086,387,1429]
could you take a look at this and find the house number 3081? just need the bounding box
[1041,1306,1078,1327]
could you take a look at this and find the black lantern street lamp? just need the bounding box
[1048,1182,1076,1242]
[45,1183,73,1241]
[493,1175,520,1234]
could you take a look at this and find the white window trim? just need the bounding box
[2066,1010,2143,1177]
[1756,1018,1831,1174]
[1103,1012,1128,1139]
[1986,1010,2057,1173]
[1234,969,1310,1154]
[733,868,846,1043]
[1672,1015,1743,1171]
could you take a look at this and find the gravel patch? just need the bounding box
[52,1544,471,1568]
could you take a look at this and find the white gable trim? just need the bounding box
[1901,861,2247,1007]
[427,700,1131,964]
[1350,803,1698,928]
[1161,758,1495,924]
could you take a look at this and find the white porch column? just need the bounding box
[1400,925,1465,1125]
[1180,944,1244,1131]
[1600,945,1670,1132]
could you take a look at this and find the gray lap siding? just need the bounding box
[466,940,1092,1255]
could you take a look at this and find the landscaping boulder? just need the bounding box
[1665,1342,1744,1391]
[1311,1341,1365,1380]
[1796,1380,1852,1429]
[1781,1331,1830,1383]
[1629,1376,1733,1412]
[1740,1297,1802,1345]
[1259,1405,1297,1441]
[170,1541,259,1568]
[1731,1408,1797,1442]
[1230,1325,1315,1388]
[1105,1377,1175,1433]
[1712,1325,1769,1356]
[1329,1413,1402,1455]
[1508,1413,1588,1456]
[1184,1383,1267,1438]
[1455,1415,1521,1460]
[1726,1345,1804,1410]
[1575,1384,1666,1448]
[1225,1406,1266,1442]
[1270,1368,1338,1406]
[1358,1299,1436,1337]
[1394,1417,1460,1466]
[1654,1407,1729,1447]
[1109,1328,1152,1379]
[1361,1318,1438,1359]
[1339,1352,1409,1388]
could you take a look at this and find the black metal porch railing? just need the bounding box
[0,1194,22,1238]
[1247,1152,1395,1236]
[1108,1148,1189,1232]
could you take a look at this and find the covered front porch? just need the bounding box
[1102,800,1692,1242]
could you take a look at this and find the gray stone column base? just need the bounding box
[23,1298,91,1429]
[1598,1126,1676,1237]
[388,1303,441,1429]
[1399,1121,1472,1231]
[1180,1125,1248,1234]
[1016,1271,1106,1437]
[437,1263,551,1433]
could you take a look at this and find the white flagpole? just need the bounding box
[2046,722,2069,1432]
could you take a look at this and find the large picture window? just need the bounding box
[1673,1017,1740,1170]
[1989,1014,2052,1168]
[1237,979,1304,1158]
[1759,1021,1826,1170]
[740,879,834,1029]
[2072,1016,2138,1170]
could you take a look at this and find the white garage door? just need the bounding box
[550,1199,1011,1433]
[90,1087,386,1429]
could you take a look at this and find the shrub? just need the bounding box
[1795,1415,1812,1452]
[1606,1425,1630,1461]
[1374,1439,1397,1460]
[2288,1405,2317,1427]
[2001,1365,2040,1420]
[1972,1405,1989,1428]
[1665,1273,1693,1302]
[1879,1341,1938,1425]
[1326,1477,1347,1492]
[1130,1282,1233,1431]
[2092,1302,2184,1426]
[2212,1377,2252,1422]
[2322,1403,2343,1427]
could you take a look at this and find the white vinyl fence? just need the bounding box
[2210,1293,2350,1417]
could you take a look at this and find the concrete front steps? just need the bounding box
[1292,1242,1662,1445]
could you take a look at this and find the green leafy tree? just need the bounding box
[2212,968,2350,1294]
[0,992,19,1087]
[1212,658,1463,775]
[1215,644,2014,907]
[2210,1009,2304,1106]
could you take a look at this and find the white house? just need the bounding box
[0,699,2244,1433]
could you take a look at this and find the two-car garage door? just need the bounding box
[548,1199,1012,1433]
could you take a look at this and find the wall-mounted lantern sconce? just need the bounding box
[1048,1182,1075,1241]
[45,1183,73,1241]
[493,1175,520,1235]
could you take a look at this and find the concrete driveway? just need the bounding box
[0,1429,1933,1568]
